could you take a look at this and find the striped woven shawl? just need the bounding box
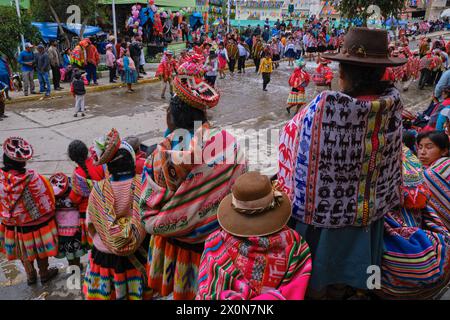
[140,124,247,244]
[87,174,146,256]
[424,157,450,231]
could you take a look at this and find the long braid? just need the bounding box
[78,160,92,181]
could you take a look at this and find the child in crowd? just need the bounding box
[49,173,84,269]
[155,50,177,99]
[71,71,86,118]
[258,51,273,91]
[204,50,219,87]
[105,44,117,83]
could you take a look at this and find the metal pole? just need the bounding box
[227,0,230,33]
[15,0,26,50]
[112,0,118,45]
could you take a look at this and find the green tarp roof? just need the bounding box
[0,0,30,9]
[98,0,195,7]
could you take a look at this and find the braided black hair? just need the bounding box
[67,140,91,180]
[339,63,390,97]
[168,96,207,131]
[106,149,135,180]
[2,154,26,174]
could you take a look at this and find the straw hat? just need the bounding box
[217,172,292,237]
[323,27,407,67]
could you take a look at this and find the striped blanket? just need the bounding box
[424,157,450,231]
[278,88,403,228]
[381,151,450,299]
[140,123,247,299]
[196,227,312,300]
[87,174,146,256]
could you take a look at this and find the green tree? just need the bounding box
[0,6,40,69]
[336,0,406,26]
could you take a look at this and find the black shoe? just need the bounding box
[31,91,38,95]
[81,113,85,117]
[55,87,62,91]
[286,107,291,114]
[74,113,78,117]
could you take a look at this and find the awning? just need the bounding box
[64,23,103,37]
[32,22,103,41]
[0,0,30,9]
[31,22,59,42]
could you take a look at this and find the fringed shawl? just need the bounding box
[278,88,403,228]
[196,228,312,300]
[0,169,55,226]
[140,123,247,244]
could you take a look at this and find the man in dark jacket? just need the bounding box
[35,44,51,97]
[130,37,143,78]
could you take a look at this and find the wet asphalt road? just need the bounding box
[0,59,448,300]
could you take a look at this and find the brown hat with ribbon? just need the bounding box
[217,172,291,237]
[323,27,407,67]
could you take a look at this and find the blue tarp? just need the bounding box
[32,22,103,42]
[31,22,59,42]
[190,12,204,29]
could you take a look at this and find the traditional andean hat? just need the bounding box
[2,137,34,162]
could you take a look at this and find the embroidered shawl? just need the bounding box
[87,174,146,256]
[278,88,403,228]
[0,169,55,226]
[140,123,247,244]
[196,228,312,300]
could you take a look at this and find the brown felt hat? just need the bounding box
[323,27,408,67]
[217,172,291,237]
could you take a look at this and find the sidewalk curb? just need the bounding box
[7,62,257,105]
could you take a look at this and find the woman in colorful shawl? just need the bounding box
[0,137,59,285]
[140,61,247,300]
[417,131,450,231]
[197,172,312,300]
[66,140,104,268]
[286,58,310,115]
[83,129,150,300]
[380,146,450,299]
[277,28,407,300]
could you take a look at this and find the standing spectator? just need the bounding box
[85,39,100,85]
[47,40,63,91]
[35,44,51,98]
[18,43,36,96]
[105,44,117,83]
[0,55,12,100]
[217,42,229,79]
[71,71,86,117]
[121,50,138,93]
[130,37,143,79]
[0,80,8,120]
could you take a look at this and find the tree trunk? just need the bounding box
[48,1,70,49]
[79,16,90,40]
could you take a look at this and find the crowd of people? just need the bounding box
[1,14,450,300]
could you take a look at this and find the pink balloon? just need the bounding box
[132,5,137,11]
[137,5,142,10]
[133,11,139,19]
[151,5,157,12]
[149,0,154,5]
[138,31,143,36]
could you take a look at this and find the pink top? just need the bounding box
[106,50,116,67]
[88,179,133,254]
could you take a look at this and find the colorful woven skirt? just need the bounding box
[147,235,202,300]
[0,217,58,262]
[287,90,306,107]
[56,212,90,261]
[83,237,152,300]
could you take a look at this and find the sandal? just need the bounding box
[40,267,58,283]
